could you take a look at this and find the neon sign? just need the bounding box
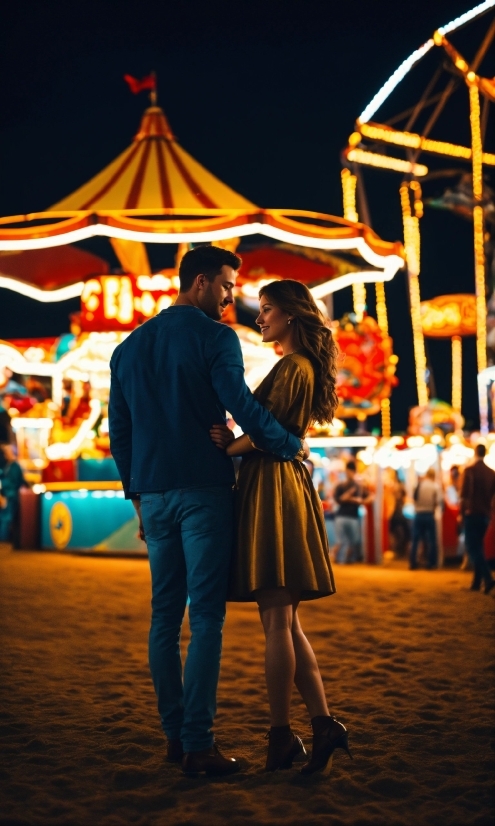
[81,273,180,330]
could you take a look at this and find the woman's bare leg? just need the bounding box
[256,588,295,726]
[291,606,329,719]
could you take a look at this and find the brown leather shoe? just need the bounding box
[182,744,240,776]
[166,739,184,763]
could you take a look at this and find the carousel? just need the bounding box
[0,85,406,555]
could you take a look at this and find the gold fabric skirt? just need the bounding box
[228,455,336,602]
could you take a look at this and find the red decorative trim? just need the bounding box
[80,144,141,210]
[125,141,152,209]
[167,142,217,209]
[156,143,173,208]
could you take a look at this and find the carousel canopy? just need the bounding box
[49,107,257,212]
[0,246,109,300]
[0,104,405,297]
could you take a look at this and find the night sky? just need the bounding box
[1,0,493,431]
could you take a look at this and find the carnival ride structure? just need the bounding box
[340,0,495,430]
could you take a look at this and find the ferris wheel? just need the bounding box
[341,0,495,432]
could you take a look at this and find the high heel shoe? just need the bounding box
[264,727,307,771]
[300,715,353,775]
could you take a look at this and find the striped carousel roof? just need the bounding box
[50,107,257,211]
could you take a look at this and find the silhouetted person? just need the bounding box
[460,444,495,594]
[410,468,442,570]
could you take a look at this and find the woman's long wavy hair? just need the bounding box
[259,279,339,424]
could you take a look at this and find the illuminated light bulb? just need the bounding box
[341,168,359,223]
[347,148,428,176]
[136,275,152,291]
[103,277,120,320]
[156,295,173,312]
[467,71,476,82]
[116,277,135,325]
[469,83,487,374]
[358,122,495,165]
[400,183,428,407]
[82,279,102,302]
[375,280,389,334]
[433,30,443,46]
[348,131,362,147]
[86,294,99,312]
[380,397,391,439]
[407,435,425,447]
[451,335,462,414]
[140,291,156,318]
[352,282,366,321]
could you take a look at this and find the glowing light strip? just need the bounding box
[352,282,366,321]
[11,418,54,431]
[380,398,391,439]
[358,123,495,164]
[358,1,495,123]
[0,219,403,271]
[310,269,395,299]
[451,336,462,414]
[307,436,378,448]
[0,275,85,302]
[347,148,428,176]
[469,82,488,375]
[400,183,429,407]
[437,0,495,35]
[341,168,359,222]
[44,399,102,461]
[358,40,434,124]
[375,281,389,335]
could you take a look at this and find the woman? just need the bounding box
[211,280,352,774]
[388,470,410,559]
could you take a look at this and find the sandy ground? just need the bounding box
[0,542,494,826]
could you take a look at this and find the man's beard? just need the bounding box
[201,285,224,320]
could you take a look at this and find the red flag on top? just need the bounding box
[124,73,156,94]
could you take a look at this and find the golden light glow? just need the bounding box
[358,122,495,165]
[420,294,477,338]
[469,83,487,374]
[400,182,428,407]
[381,397,391,439]
[451,335,462,414]
[375,280,389,335]
[45,400,102,461]
[352,282,367,322]
[347,148,428,176]
[341,168,359,223]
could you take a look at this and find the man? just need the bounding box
[410,467,442,570]
[109,245,305,776]
[460,444,495,594]
[333,460,370,564]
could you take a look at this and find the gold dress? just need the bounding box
[229,353,336,602]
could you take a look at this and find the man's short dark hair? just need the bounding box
[346,460,356,472]
[179,246,242,292]
[475,443,487,458]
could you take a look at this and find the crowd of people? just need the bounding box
[307,448,495,594]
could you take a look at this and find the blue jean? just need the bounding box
[140,485,234,752]
[464,514,493,590]
[411,511,437,568]
[334,516,361,563]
